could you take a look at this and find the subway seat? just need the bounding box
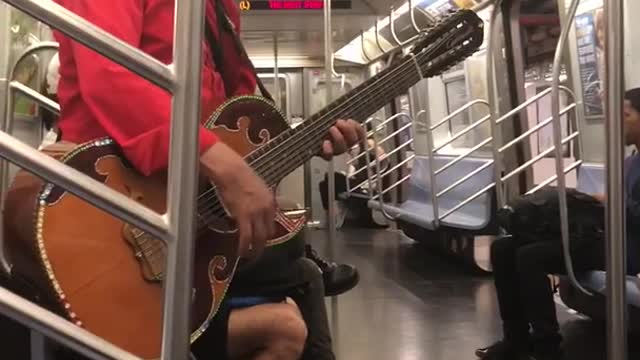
[368,155,494,230]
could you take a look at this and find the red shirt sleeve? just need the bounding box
[58,0,217,176]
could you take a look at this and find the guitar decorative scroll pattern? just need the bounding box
[4,9,485,359]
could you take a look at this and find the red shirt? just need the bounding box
[53,0,257,175]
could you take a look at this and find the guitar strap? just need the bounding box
[204,0,274,102]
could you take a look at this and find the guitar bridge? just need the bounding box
[122,223,166,282]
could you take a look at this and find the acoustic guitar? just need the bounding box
[4,9,484,359]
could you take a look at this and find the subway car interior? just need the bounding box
[0,0,639,359]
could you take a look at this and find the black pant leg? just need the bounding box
[490,236,530,345]
[288,258,336,360]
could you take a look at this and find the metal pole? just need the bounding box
[0,2,11,276]
[273,32,280,110]
[487,0,504,208]
[324,0,336,260]
[0,286,140,360]
[160,0,205,358]
[604,0,628,359]
[551,0,592,296]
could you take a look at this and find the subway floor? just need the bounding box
[306,227,640,360]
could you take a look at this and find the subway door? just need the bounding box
[256,71,307,209]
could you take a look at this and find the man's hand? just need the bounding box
[321,119,365,160]
[200,142,275,260]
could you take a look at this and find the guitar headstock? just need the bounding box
[406,9,485,77]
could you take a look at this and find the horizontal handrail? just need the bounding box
[0,287,140,360]
[4,0,175,91]
[9,81,60,115]
[433,114,491,153]
[372,173,412,199]
[348,114,413,164]
[499,103,576,153]
[502,132,579,183]
[495,86,574,125]
[437,160,494,198]
[348,138,413,179]
[526,160,583,195]
[434,136,493,176]
[0,131,169,239]
[430,99,490,130]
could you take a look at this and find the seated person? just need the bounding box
[319,137,390,228]
[476,88,640,360]
[29,0,365,358]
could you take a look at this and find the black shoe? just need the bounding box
[305,245,359,297]
[475,340,530,360]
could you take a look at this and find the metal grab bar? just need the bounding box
[0,0,206,358]
[433,114,491,153]
[499,103,576,153]
[430,99,490,130]
[550,0,593,297]
[349,138,413,179]
[0,286,140,360]
[502,132,579,183]
[437,160,494,198]
[2,0,174,91]
[348,120,413,165]
[604,0,628,358]
[526,160,583,195]
[434,136,493,176]
[9,81,60,115]
[487,0,504,208]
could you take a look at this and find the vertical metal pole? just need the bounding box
[551,0,592,296]
[0,3,12,275]
[161,0,205,358]
[487,0,504,208]
[273,32,280,110]
[604,0,628,359]
[324,0,335,259]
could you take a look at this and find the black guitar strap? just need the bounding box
[204,0,274,102]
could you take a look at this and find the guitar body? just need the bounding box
[4,96,305,359]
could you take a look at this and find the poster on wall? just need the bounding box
[574,7,605,118]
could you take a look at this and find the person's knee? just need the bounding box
[270,304,308,358]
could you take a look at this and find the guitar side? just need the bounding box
[4,96,301,359]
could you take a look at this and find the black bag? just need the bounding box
[497,186,605,255]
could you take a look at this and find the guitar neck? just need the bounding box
[246,57,423,187]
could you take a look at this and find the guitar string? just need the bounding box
[138,19,480,259]
[142,43,473,263]
[194,37,473,222]
[140,47,436,261]
[194,13,477,213]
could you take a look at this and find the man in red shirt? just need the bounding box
[51,0,364,358]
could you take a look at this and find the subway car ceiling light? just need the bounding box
[334,0,486,64]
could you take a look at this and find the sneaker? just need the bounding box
[305,245,359,297]
[475,340,530,360]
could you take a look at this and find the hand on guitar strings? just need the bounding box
[200,142,275,261]
[321,119,366,161]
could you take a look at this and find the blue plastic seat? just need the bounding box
[368,155,494,230]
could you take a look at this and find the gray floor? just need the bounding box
[305,227,639,360]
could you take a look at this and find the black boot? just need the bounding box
[305,245,359,297]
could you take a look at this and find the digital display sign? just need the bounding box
[238,0,352,11]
